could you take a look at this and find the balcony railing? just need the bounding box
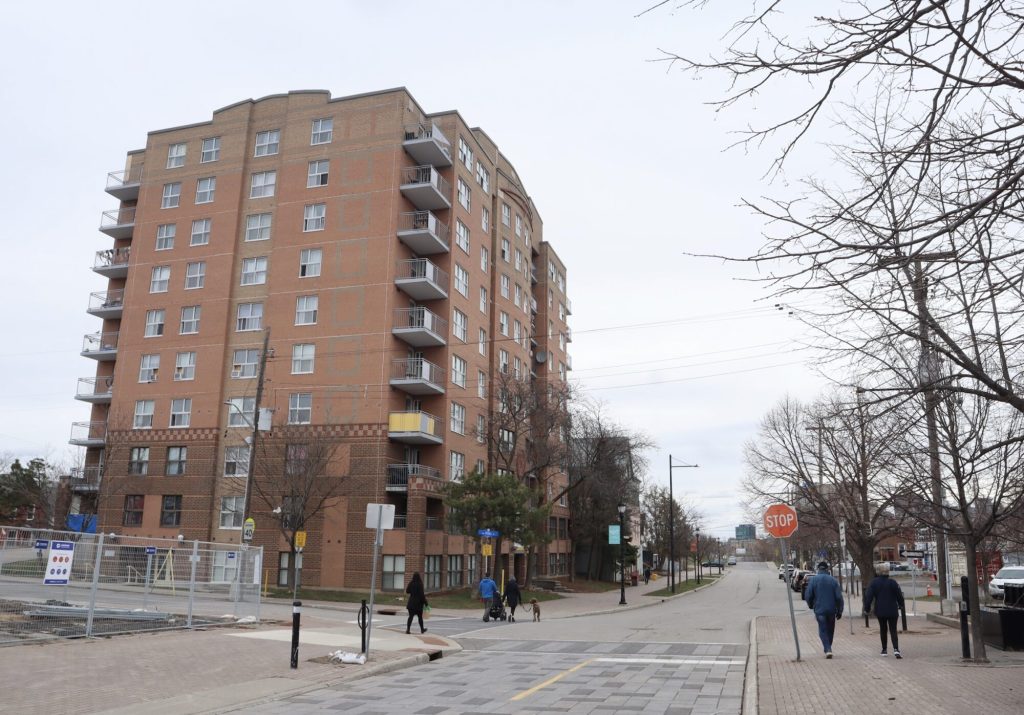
[531,296,538,313]
[394,514,408,529]
[388,410,443,444]
[99,207,136,239]
[425,516,443,531]
[75,376,113,403]
[386,463,442,491]
[566,326,573,342]
[396,211,450,255]
[402,122,452,167]
[400,166,452,211]
[395,258,448,300]
[389,358,445,395]
[531,267,538,284]
[566,298,573,315]
[105,164,144,201]
[69,466,102,492]
[392,307,447,347]
[81,331,119,360]
[93,247,130,278]
[69,421,107,446]
[87,289,125,319]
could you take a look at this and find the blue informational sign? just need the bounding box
[43,541,75,585]
[477,528,499,538]
[227,552,236,560]
[35,539,49,550]
[609,524,621,545]
[145,546,157,555]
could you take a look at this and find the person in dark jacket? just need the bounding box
[864,562,906,658]
[405,572,428,634]
[504,577,522,622]
[803,561,844,658]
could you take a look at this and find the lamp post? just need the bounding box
[618,502,627,606]
[695,527,701,584]
[668,456,699,594]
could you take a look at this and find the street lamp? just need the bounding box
[225,400,259,545]
[695,527,701,584]
[618,502,627,606]
[668,456,699,594]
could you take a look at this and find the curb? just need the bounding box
[743,616,758,715]
[559,572,729,619]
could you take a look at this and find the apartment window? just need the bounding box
[477,370,486,398]
[481,246,489,272]
[240,256,268,285]
[160,495,182,527]
[166,446,187,476]
[185,261,205,289]
[300,248,322,277]
[179,305,200,335]
[295,295,318,325]
[481,206,490,232]
[478,328,487,356]
[236,302,263,331]
[150,266,170,293]
[245,213,272,241]
[450,402,466,434]
[499,311,509,336]
[450,451,465,481]
[161,182,181,209]
[303,203,326,231]
[254,129,280,156]
[454,264,469,297]
[195,177,216,204]
[201,137,220,163]
[166,143,186,168]
[134,400,155,429]
[288,393,312,424]
[232,349,258,378]
[513,356,522,378]
[123,495,144,526]
[128,447,149,475]
[475,161,490,191]
[514,284,522,307]
[457,177,471,211]
[382,555,405,590]
[513,320,522,343]
[250,170,276,198]
[292,343,315,374]
[458,136,473,169]
[476,415,486,443]
[144,309,165,337]
[451,355,467,387]
[474,460,485,477]
[224,446,249,476]
[559,302,566,320]
[170,398,191,428]
[515,214,523,236]
[139,354,160,383]
[285,444,310,477]
[175,351,196,381]
[499,428,515,454]
[501,203,511,227]
[307,160,329,187]
[515,249,523,272]
[190,218,211,246]
[156,224,175,251]
[559,362,566,381]
[452,309,467,342]
[227,397,255,427]
[501,239,510,262]
[559,332,566,350]
[500,274,510,299]
[479,287,488,313]
[455,219,470,253]
[311,117,333,145]
[447,555,464,587]
[549,289,553,308]
[499,349,509,373]
[220,496,244,529]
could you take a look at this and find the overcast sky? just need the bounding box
[0,1,829,538]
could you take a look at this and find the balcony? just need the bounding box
[81,331,119,361]
[566,326,573,342]
[394,514,407,529]
[390,358,445,395]
[99,207,136,239]
[531,267,538,284]
[69,421,106,447]
[566,298,573,315]
[395,258,448,300]
[403,122,452,167]
[531,296,538,313]
[425,516,443,531]
[396,211,450,255]
[388,410,443,445]
[87,290,124,320]
[392,307,447,347]
[93,247,130,279]
[386,463,442,492]
[400,166,451,211]
[567,354,573,371]
[75,376,113,404]
[105,164,144,201]
[68,466,102,493]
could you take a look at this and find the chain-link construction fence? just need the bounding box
[0,526,262,645]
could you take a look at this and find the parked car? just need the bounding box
[702,560,724,568]
[779,564,797,580]
[988,566,1024,599]
[793,570,811,592]
[727,556,737,566]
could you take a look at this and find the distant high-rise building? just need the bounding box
[736,524,756,540]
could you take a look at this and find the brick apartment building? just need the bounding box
[69,88,573,591]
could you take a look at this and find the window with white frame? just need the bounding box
[138,354,160,383]
[190,218,211,246]
[451,355,466,387]
[476,415,486,443]
[156,224,175,251]
[559,302,566,320]
[513,356,522,378]
[174,351,196,381]
[499,349,509,373]
[179,306,200,335]
[185,261,205,289]
[478,328,487,356]
[288,393,312,424]
[558,272,565,292]
[501,203,511,226]
[559,332,566,350]
[499,428,515,454]
[245,213,272,241]
[220,496,244,528]
[169,397,192,426]
[150,266,170,293]
[454,265,469,297]
[501,238,510,262]
[513,320,522,343]
[480,245,489,272]
[300,248,322,277]
[307,160,329,187]
[295,295,318,325]
[166,446,187,475]
[458,136,473,169]
[129,447,149,475]
[514,284,522,307]
[450,450,465,481]
[134,400,155,429]
[499,311,509,336]
[224,445,249,476]
[477,370,486,398]
[559,362,566,381]
[254,129,280,156]
[292,343,315,374]
[162,182,181,209]
[303,203,326,231]
[450,402,466,434]
[481,204,491,231]
[548,289,553,308]
[515,248,523,271]
[382,555,405,590]
[457,178,471,211]
[144,309,165,337]
[515,214,522,236]
[232,349,259,378]
[201,136,220,163]
[227,397,255,427]
[455,219,470,252]
[311,118,333,145]
[167,143,187,168]
[195,176,216,204]
[452,308,467,341]
[474,459,485,476]
[479,286,488,313]
[250,170,276,198]
[475,161,489,191]
[236,302,263,331]
[500,274,510,298]
[240,256,268,285]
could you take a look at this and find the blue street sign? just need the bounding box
[145,546,157,555]
[227,552,236,559]
[609,524,621,545]
[34,539,48,550]
[477,528,499,538]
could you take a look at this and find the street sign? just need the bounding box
[295,531,307,550]
[609,524,621,545]
[764,504,799,538]
[477,528,499,538]
[901,549,925,558]
[43,541,75,585]
[243,518,255,541]
[145,546,156,555]
[365,504,395,530]
[482,544,493,556]
[34,539,48,550]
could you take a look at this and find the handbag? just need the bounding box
[424,605,432,619]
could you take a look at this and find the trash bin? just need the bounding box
[1004,584,1024,608]
[981,606,1024,651]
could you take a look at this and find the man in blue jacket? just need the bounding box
[479,574,498,622]
[803,561,844,658]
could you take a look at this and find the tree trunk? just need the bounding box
[964,539,989,663]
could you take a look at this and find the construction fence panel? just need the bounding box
[0,526,262,646]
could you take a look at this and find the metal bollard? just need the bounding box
[959,577,971,659]
[291,600,301,669]
[358,599,369,654]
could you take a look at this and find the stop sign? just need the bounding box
[764,504,798,538]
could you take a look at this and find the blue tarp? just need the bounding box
[65,514,97,533]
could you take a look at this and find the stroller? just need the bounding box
[485,592,508,622]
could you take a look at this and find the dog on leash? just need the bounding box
[530,598,541,622]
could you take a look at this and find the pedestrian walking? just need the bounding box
[504,577,522,622]
[864,562,906,658]
[803,561,844,658]
[404,572,428,634]
[479,574,498,621]
[643,565,651,585]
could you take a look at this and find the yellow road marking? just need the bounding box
[510,657,595,701]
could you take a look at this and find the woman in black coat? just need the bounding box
[405,572,428,634]
[864,562,906,657]
[504,577,522,622]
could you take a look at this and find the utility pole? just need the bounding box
[242,328,271,537]
[668,456,698,594]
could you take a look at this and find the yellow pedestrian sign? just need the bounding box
[295,531,307,550]
[482,544,493,556]
[243,518,255,541]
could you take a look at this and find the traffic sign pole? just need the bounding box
[780,537,801,662]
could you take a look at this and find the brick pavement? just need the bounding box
[757,612,1024,714]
